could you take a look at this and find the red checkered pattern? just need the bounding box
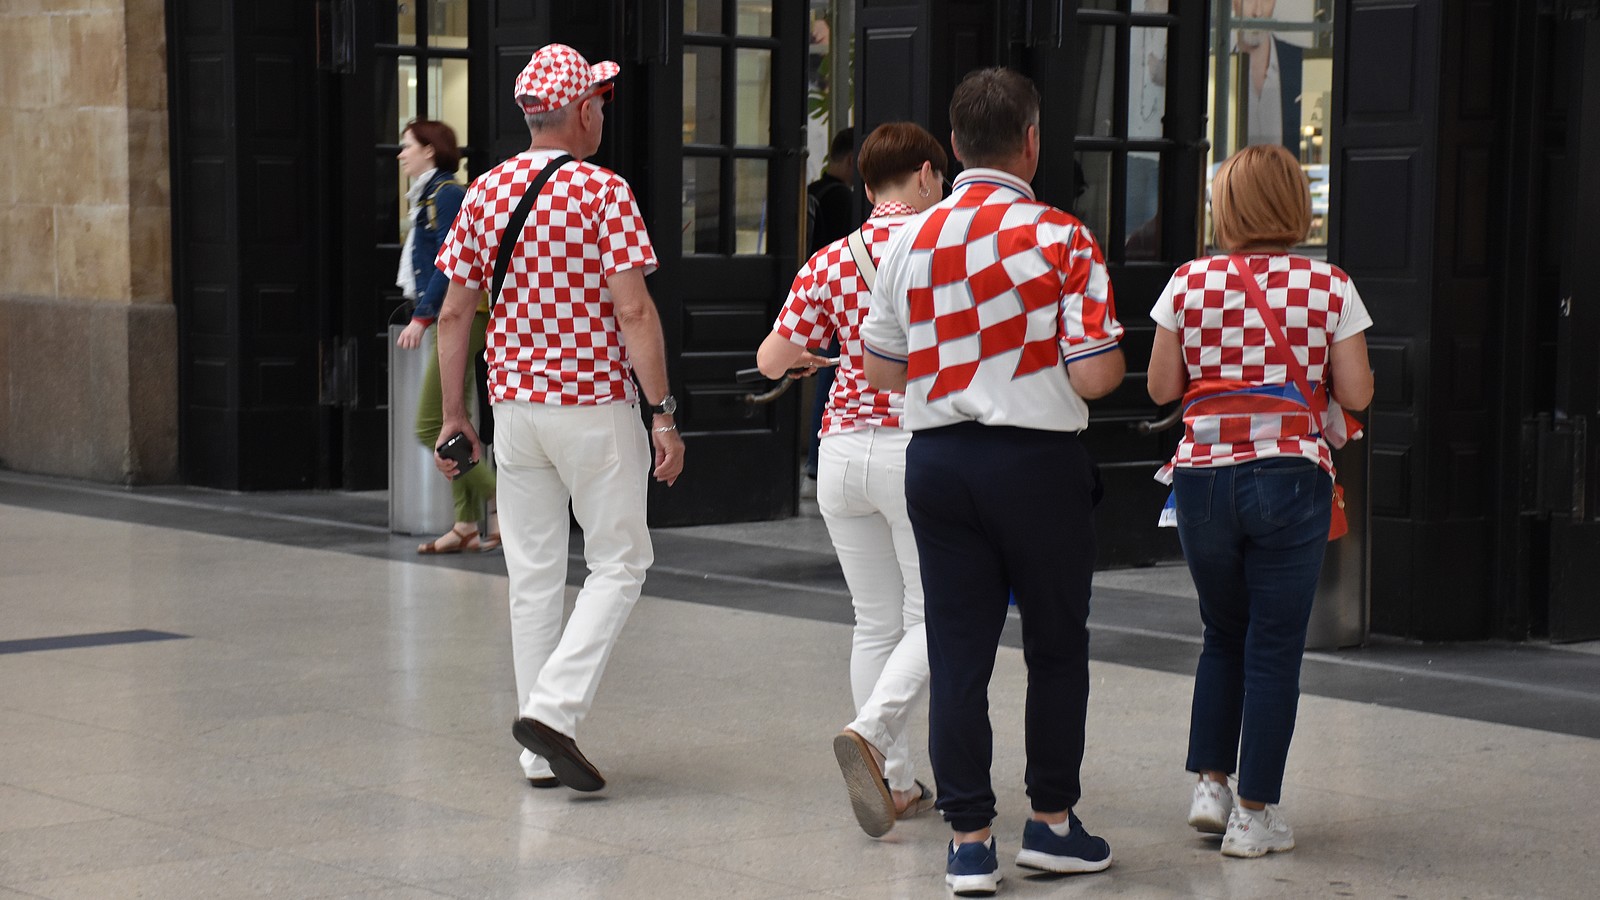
[904,180,1117,398]
[515,44,620,115]
[773,202,917,436]
[1151,253,1373,480]
[436,149,658,406]
[861,169,1121,432]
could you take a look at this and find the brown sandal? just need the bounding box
[417,525,479,555]
[477,533,502,553]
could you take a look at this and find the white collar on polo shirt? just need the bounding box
[951,167,1035,200]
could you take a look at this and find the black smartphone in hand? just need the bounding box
[436,431,478,477]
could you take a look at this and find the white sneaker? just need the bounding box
[1221,804,1295,858]
[1187,779,1233,834]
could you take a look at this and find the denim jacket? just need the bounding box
[409,171,465,323]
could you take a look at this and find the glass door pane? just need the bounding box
[1125,151,1161,259]
[735,48,772,145]
[396,1,416,44]
[1129,26,1167,139]
[429,57,470,135]
[428,0,469,46]
[1075,151,1114,244]
[1075,26,1117,137]
[737,0,773,36]
[683,157,723,254]
[685,0,723,34]
[734,158,768,254]
[683,46,724,144]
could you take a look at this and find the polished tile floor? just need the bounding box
[1,475,1597,898]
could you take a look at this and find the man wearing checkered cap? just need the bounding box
[433,43,685,793]
[861,67,1124,892]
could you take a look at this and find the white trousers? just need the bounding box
[818,427,928,792]
[493,400,653,779]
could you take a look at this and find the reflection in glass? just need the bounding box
[735,158,768,255]
[429,57,470,137]
[381,58,419,143]
[428,0,469,46]
[736,49,772,146]
[1080,0,1122,9]
[683,46,723,145]
[1075,26,1115,138]
[1074,152,1113,247]
[737,0,773,36]
[1128,26,1168,140]
[1125,151,1161,260]
[685,0,722,34]
[684,157,722,254]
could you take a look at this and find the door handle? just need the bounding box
[1134,405,1182,435]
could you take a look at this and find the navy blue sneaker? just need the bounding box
[1014,812,1112,874]
[946,837,1002,895]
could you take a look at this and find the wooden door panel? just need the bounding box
[636,1,809,526]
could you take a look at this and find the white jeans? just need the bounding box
[818,427,928,793]
[493,400,653,779]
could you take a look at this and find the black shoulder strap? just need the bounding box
[489,154,574,308]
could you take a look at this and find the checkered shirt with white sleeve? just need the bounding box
[859,168,1123,432]
[436,149,658,406]
[1149,253,1373,481]
[772,201,917,436]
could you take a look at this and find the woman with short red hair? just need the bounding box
[1147,144,1374,858]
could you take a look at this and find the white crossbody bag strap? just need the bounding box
[845,228,876,291]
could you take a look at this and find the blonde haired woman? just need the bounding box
[1146,144,1374,857]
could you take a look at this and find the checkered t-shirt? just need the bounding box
[773,202,916,436]
[1149,253,1373,481]
[860,168,1123,432]
[436,150,658,405]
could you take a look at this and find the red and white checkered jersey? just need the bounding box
[1150,253,1373,479]
[860,168,1123,432]
[773,202,916,436]
[436,149,658,405]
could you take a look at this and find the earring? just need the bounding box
[919,185,931,198]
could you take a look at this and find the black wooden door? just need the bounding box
[635,0,809,525]
[851,0,1207,566]
[1547,18,1600,642]
[327,1,488,490]
[169,0,327,490]
[1016,1,1209,566]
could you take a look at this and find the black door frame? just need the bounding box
[636,0,810,525]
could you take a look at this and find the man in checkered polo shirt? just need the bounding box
[861,68,1125,892]
[432,43,685,793]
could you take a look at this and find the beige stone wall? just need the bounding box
[0,0,177,483]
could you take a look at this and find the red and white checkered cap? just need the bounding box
[514,43,620,115]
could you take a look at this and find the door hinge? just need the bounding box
[319,337,359,408]
[1521,412,1586,518]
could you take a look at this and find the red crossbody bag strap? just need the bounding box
[1229,255,1348,539]
[1227,255,1325,423]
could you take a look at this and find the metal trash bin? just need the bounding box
[389,324,456,536]
[1305,436,1370,650]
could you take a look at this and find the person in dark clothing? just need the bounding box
[804,128,857,480]
[808,127,857,254]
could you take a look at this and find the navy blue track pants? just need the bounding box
[905,421,1101,834]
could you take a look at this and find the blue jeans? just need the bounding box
[1174,457,1331,805]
